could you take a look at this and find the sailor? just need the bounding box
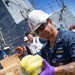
[27,10,75,75]
[24,32,46,55]
[69,24,75,32]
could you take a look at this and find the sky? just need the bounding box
[29,0,75,16]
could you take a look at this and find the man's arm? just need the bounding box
[55,61,75,75]
[39,59,75,75]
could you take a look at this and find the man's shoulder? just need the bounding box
[34,36,39,39]
[58,28,75,41]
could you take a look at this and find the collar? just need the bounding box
[56,28,63,43]
[47,28,64,45]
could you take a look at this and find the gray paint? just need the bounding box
[0,0,30,59]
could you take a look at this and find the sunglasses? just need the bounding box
[34,19,48,34]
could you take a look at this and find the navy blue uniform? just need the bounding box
[39,28,75,67]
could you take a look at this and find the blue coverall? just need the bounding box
[39,28,75,67]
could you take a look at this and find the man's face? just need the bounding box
[27,34,33,43]
[34,18,53,39]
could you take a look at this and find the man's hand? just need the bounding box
[39,59,55,75]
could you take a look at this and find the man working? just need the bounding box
[24,32,46,55]
[27,10,75,75]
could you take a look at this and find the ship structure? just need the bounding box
[0,0,75,61]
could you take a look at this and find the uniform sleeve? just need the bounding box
[68,32,75,61]
[39,37,47,43]
[37,44,47,59]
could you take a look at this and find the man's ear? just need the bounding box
[48,18,52,24]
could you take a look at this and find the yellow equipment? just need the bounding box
[20,54,43,75]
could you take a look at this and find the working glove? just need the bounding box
[39,59,55,75]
